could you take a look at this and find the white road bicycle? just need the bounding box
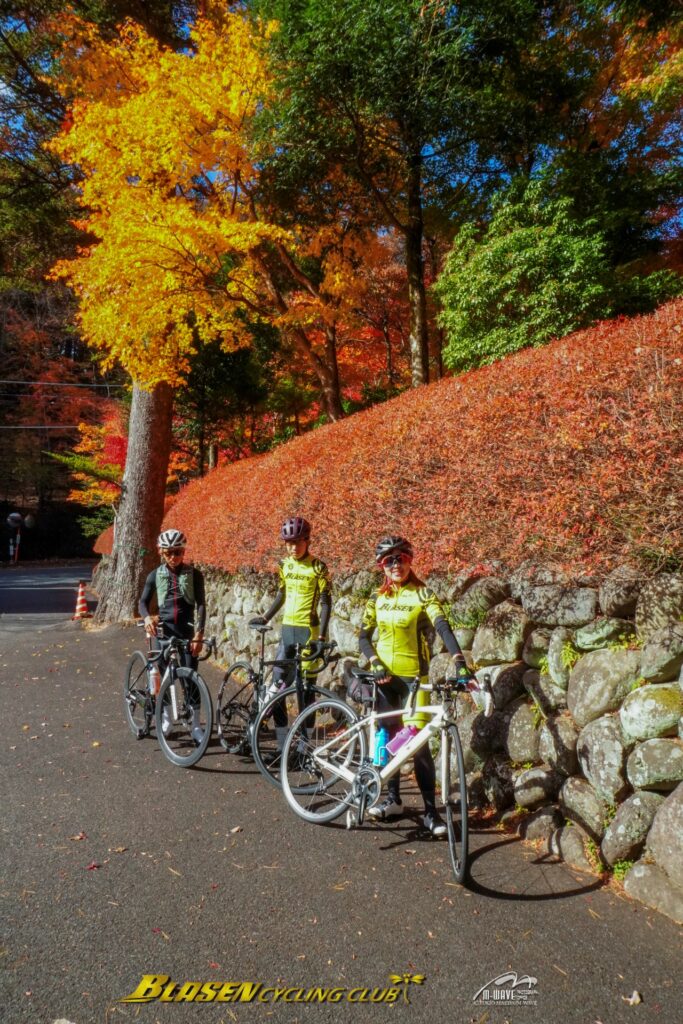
[280,672,492,884]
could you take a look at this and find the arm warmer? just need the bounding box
[138,570,156,619]
[193,569,206,633]
[263,589,285,621]
[434,615,465,660]
[319,590,331,637]
[358,623,378,663]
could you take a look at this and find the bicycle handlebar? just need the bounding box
[153,634,217,660]
[268,639,338,673]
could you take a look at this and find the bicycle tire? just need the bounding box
[155,667,213,767]
[124,650,153,739]
[281,698,367,824]
[215,661,257,754]
[251,684,336,789]
[442,723,468,884]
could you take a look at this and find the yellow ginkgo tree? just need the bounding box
[48,4,374,618]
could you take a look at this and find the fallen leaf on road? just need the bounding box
[553,965,568,976]
[111,846,127,854]
[168,867,182,876]
[587,908,601,919]
[91,741,101,748]
[622,992,642,1006]
[85,861,101,871]
[69,832,87,842]
[230,826,242,833]
[404,849,417,855]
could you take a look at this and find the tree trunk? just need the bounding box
[94,382,174,623]
[428,237,445,379]
[323,325,344,420]
[405,156,429,387]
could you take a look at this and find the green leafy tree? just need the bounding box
[434,184,614,372]
[253,0,497,387]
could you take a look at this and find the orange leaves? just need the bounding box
[143,300,683,577]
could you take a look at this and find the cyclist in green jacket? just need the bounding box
[359,535,489,836]
[250,516,331,747]
[139,529,206,664]
[139,529,206,740]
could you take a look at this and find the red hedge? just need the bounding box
[102,301,683,576]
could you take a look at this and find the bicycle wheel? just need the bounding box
[124,650,153,739]
[215,661,256,755]
[442,723,468,884]
[251,684,336,789]
[281,698,367,824]
[155,667,213,767]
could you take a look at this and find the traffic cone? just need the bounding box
[72,580,92,620]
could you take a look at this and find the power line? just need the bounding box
[0,380,126,388]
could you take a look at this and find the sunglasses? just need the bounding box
[162,548,185,556]
[380,552,411,569]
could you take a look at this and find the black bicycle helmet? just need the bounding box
[281,516,311,542]
[375,535,413,563]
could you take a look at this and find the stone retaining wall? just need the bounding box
[201,561,683,924]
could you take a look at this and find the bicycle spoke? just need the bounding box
[156,668,213,768]
[281,698,367,823]
[252,684,335,789]
[442,724,469,884]
[123,650,153,739]
[216,662,256,754]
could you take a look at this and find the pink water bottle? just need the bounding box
[386,724,418,756]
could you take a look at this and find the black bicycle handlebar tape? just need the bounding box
[198,637,216,661]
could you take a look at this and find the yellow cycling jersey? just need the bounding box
[278,553,331,629]
[360,581,447,678]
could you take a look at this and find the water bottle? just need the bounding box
[386,724,418,757]
[373,726,389,767]
[148,663,161,696]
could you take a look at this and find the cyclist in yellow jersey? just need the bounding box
[249,516,331,746]
[359,535,480,836]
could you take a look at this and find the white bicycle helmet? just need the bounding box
[157,528,187,549]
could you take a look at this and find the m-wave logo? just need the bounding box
[472,971,539,1006]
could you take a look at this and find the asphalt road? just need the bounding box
[0,570,681,1024]
[0,563,97,631]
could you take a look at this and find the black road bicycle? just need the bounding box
[123,627,216,768]
[215,622,338,787]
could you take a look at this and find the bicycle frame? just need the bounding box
[306,686,455,788]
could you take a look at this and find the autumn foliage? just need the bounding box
[94,301,682,576]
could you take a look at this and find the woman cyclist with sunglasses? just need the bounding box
[358,535,477,836]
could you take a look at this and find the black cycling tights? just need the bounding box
[376,677,437,815]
